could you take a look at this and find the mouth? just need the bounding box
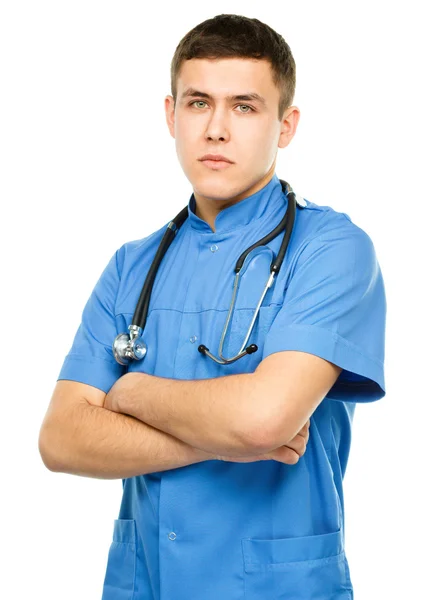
[199,159,234,171]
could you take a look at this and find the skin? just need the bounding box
[218,420,310,464]
[164,57,301,232]
[104,372,311,463]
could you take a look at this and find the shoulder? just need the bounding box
[293,194,376,259]
[114,223,170,274]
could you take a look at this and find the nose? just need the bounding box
[204,108,230,142]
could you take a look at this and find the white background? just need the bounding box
[1,1,420,598]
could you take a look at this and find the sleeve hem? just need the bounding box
[261,324,385,403]
[57,354,124,395]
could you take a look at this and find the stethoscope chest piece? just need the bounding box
[113,324,147,365]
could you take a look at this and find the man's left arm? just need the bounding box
[104,352,339,458]
[104,370,275,458]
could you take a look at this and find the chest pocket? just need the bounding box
[242,527,353,599]
[222,245,282,364]
[229,304,279,360]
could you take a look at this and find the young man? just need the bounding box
[39,14,386,600]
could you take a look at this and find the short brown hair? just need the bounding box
[170,14,296,121]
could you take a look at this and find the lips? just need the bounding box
[200,159,233,170]
[199,154,234,163]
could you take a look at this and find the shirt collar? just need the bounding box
[187,173,286,233]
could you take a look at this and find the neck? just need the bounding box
[194,163,276,233]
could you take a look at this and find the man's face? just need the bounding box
[165,57,299,204]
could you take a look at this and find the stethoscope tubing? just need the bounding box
[112,179,303,365]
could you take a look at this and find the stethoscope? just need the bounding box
[113,179,307,366]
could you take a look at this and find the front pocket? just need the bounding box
[101,519,137,600]
[242,528,353,599]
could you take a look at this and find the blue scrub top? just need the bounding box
[57,173,386,600]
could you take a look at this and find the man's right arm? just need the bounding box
[38,380,216,480]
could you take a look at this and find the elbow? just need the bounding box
[239,403,292,455]
[238,412,282,455]
[38,424,64,472]
[240,378,298,453]
[241,428,280,455]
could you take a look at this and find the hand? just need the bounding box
[103,373,134,412]
[103,384,119,412]
[260,419,310,464]
[216,419,310,465]
[103,371,146,413]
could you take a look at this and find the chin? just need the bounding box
[189,166,237,195]
[193,178,239,201]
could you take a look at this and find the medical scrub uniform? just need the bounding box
[57,173,386,599]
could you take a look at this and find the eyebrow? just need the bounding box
[180,87,267,107]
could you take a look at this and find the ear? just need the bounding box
[164,95,176,139]
[278,106,301,150]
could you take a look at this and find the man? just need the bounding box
[38,13,386,600]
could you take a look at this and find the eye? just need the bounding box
[190,100,207,109]
[189,101,255,113]
[236,104,254,113]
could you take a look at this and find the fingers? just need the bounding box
[284,432,307,457]
[281,420,311,461]
[299,419,310,434]
[266,446,301,465]
[257,420,312,465]
[296,420,310,440]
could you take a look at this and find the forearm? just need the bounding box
[114,372,265,457]
[42,401,216,480]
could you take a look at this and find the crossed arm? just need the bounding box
[103,371,264,457]
[103,351,342,457]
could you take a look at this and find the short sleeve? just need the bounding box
[57,247,126,394]
[261,223,387,402]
